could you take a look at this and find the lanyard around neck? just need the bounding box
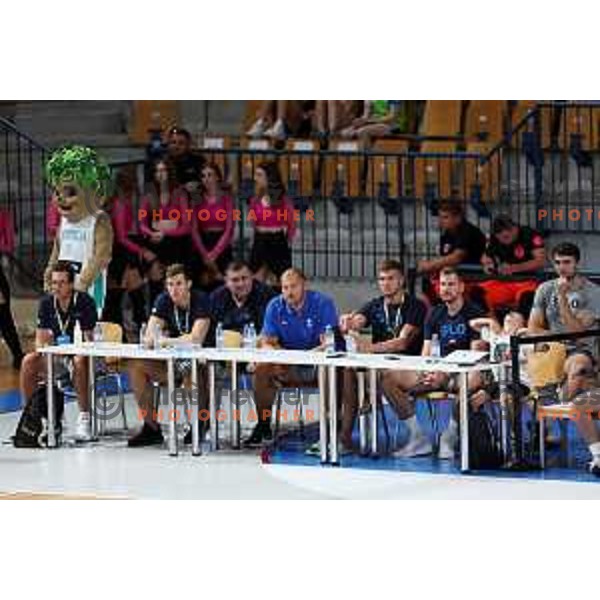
[174,303,190,335]
[383,299,402,335]
[54,292,78,336]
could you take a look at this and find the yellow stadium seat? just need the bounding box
[128,101,179,145]
[421,101,463,137]
[464,141,502,202]
[323,140,364,199]
[413,141,458,200]
[199,135,231,180]
[279,139,319,198]
[464,100,507,142]
[366,139,410,199]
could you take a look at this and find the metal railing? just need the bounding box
[5,100,600,286]
[111,146,494,280]
[0,116,50,282]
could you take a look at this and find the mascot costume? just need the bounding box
[44,146,113,313]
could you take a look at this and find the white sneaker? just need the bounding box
[74,412,92,442]
[392,431,432,458]
[264,119,286,140]
[246,118,267,138]
[438,427,457,460]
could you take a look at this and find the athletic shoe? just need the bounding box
[588,459,600,477]
[74,412,92,442]
[305,441,352,457]
[391,431,433,458]
[246,118,267,138]
[243,422,273,447]
[264,119,286,140]
[128,422,164,447]
[438,427,458,460]
[183,423,206,445]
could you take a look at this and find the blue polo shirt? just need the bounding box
[262,290,339,350]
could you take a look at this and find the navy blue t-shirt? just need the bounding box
[262,290,339,350]
[358,294,426,355]
[424,301,485,356]
[208,281,276,345]
[37,292,97,341]
[151,289,209,337]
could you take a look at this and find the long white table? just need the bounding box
[38,343,507,472]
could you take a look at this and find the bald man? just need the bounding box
[247,268,340,446]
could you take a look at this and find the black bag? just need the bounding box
[468,408,503,470]
[13,385,65,448]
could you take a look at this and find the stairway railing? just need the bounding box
[0,116,50,284]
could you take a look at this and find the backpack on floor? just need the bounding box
[13,385,65,448]
[468,408,503,470]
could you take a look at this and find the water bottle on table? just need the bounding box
[430,333,441,358]
[324,325,335,354]
[215,322,224,350]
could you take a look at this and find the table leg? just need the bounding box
[497,364,509,463]
[358,370,368,455]
[318,365,328,464]
[168,358,177,457]
[89,355,97,440]
[328,365,339,465]
[231,360,240,449]
[459,371,469,473]
[370,369,378,456]
[46,354,56,448]
[191,359,201,456]
[209,361,217,451]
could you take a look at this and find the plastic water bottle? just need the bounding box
[74,320,83,347]
[152,322,162,349]
[247,323,257,349]
[93,323,103,343]
[139,323,147,348]
[324,325,335,354]
[345,334,356,354]
[430,333,441,358]
[215,322,224,350]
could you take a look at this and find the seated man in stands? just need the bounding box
[527,242,600,475]
[19,262,97,441]
[417,201,487,303]
[208,260,276,345]
[478,215,545,314]
[247,268,339,446]
[127,264,210,447]
[382,267,488,459]
[166,126,204,191]
[338,259,427,453]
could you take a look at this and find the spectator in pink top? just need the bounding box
[139,158,191,270]
[190,163,234,290]
[102,167,150,335]
[249,161,296,283]
[46,194,60,241]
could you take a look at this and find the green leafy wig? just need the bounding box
[45,145,111,195]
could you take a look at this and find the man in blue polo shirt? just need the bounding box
[246,268,339,446]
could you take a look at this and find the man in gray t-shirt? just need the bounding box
[531,278,600,350]
[528,242,600,476]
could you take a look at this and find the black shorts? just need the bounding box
[107,244,143,284]
[250,231,292,278]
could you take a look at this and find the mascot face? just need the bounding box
[46,145,110,223]
[55,181,96,222]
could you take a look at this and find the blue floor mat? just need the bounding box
[268,400,600,484]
